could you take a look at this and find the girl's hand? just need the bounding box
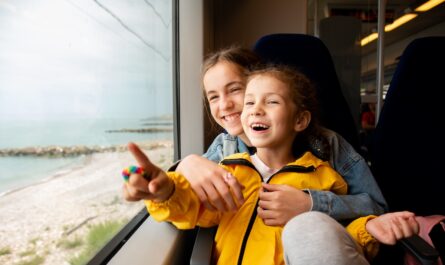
[257,183,311,226]
[366,211,419,245]
[123,142,174,202]
[176,154,245,211]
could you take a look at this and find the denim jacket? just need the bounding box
[203,133,250,162]
[203,128,388,222]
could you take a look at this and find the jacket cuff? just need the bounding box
[309,189,331,214]
[302,189,314,211]
[346,215,379,260]
[145,172,193,221]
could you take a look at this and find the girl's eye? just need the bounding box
[244,101,254,106]
[208,95,218,102]
[230,87,243,93]
[267,100,279,104]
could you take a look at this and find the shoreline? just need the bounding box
[0,141,174,265]
[0,156,91,198]
[0,140,173,197]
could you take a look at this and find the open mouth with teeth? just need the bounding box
[222,113,240,122]
[251,123,270,131]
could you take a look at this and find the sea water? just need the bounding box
[0,117,172,194]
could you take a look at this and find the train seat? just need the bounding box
[370,36,445,265]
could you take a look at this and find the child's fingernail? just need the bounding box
[223,172,233,183]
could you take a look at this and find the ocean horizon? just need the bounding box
[0,117,173,194]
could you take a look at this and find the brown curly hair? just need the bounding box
[247,64,330,160]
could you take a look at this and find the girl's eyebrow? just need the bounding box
[205,90,217,96]
[226,80,245,87]
[206,81,245,96]
[245,92,284,97]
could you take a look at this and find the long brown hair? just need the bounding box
[202,46,261,80]
[202,46,261,136]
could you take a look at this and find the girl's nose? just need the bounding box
[250,105,263,116]
[220,96,234,110]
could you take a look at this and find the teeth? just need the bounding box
[251,123,269,130]
[223,113,239,121]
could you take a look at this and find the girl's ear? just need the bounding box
[294,110,311,132]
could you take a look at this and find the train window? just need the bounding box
[0,0,174,264]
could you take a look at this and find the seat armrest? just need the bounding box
[400,235,440,265]
[190,227,217,265]
[107,217,189,265]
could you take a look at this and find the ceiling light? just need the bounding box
[360,0,443,46]
[361,13,418,46]
[361,33,378,46]
[415,0,445,12]
[384,13,418,32]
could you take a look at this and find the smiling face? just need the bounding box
[203,61,247,137]
[241,73,309,152]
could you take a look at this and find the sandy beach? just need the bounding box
[0,142,174,265]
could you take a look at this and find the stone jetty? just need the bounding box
[105,128,172,133]
[0,141,171,158]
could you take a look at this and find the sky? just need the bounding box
[0,0,173,121]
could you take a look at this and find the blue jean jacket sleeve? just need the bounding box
[308,128,388,221]
[202,133,225,163]
[202,133,245,163]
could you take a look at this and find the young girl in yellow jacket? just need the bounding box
[124,65,418,265]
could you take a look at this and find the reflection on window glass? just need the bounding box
[0,0,173,264]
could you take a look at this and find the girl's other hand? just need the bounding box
[366,211,419,245]
[258,183,311,226]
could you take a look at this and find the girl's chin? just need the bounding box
[225,127,243,136]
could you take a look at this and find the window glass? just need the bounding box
[0,0,173,264]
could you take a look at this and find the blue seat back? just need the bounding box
[253,33,359,150]
[371,36,445,215]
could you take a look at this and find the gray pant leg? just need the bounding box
[282,211,370,265]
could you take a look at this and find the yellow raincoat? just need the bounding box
[146,152,378,264]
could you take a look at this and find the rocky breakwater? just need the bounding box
[105,128,172,133]
[0,142,171,158]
